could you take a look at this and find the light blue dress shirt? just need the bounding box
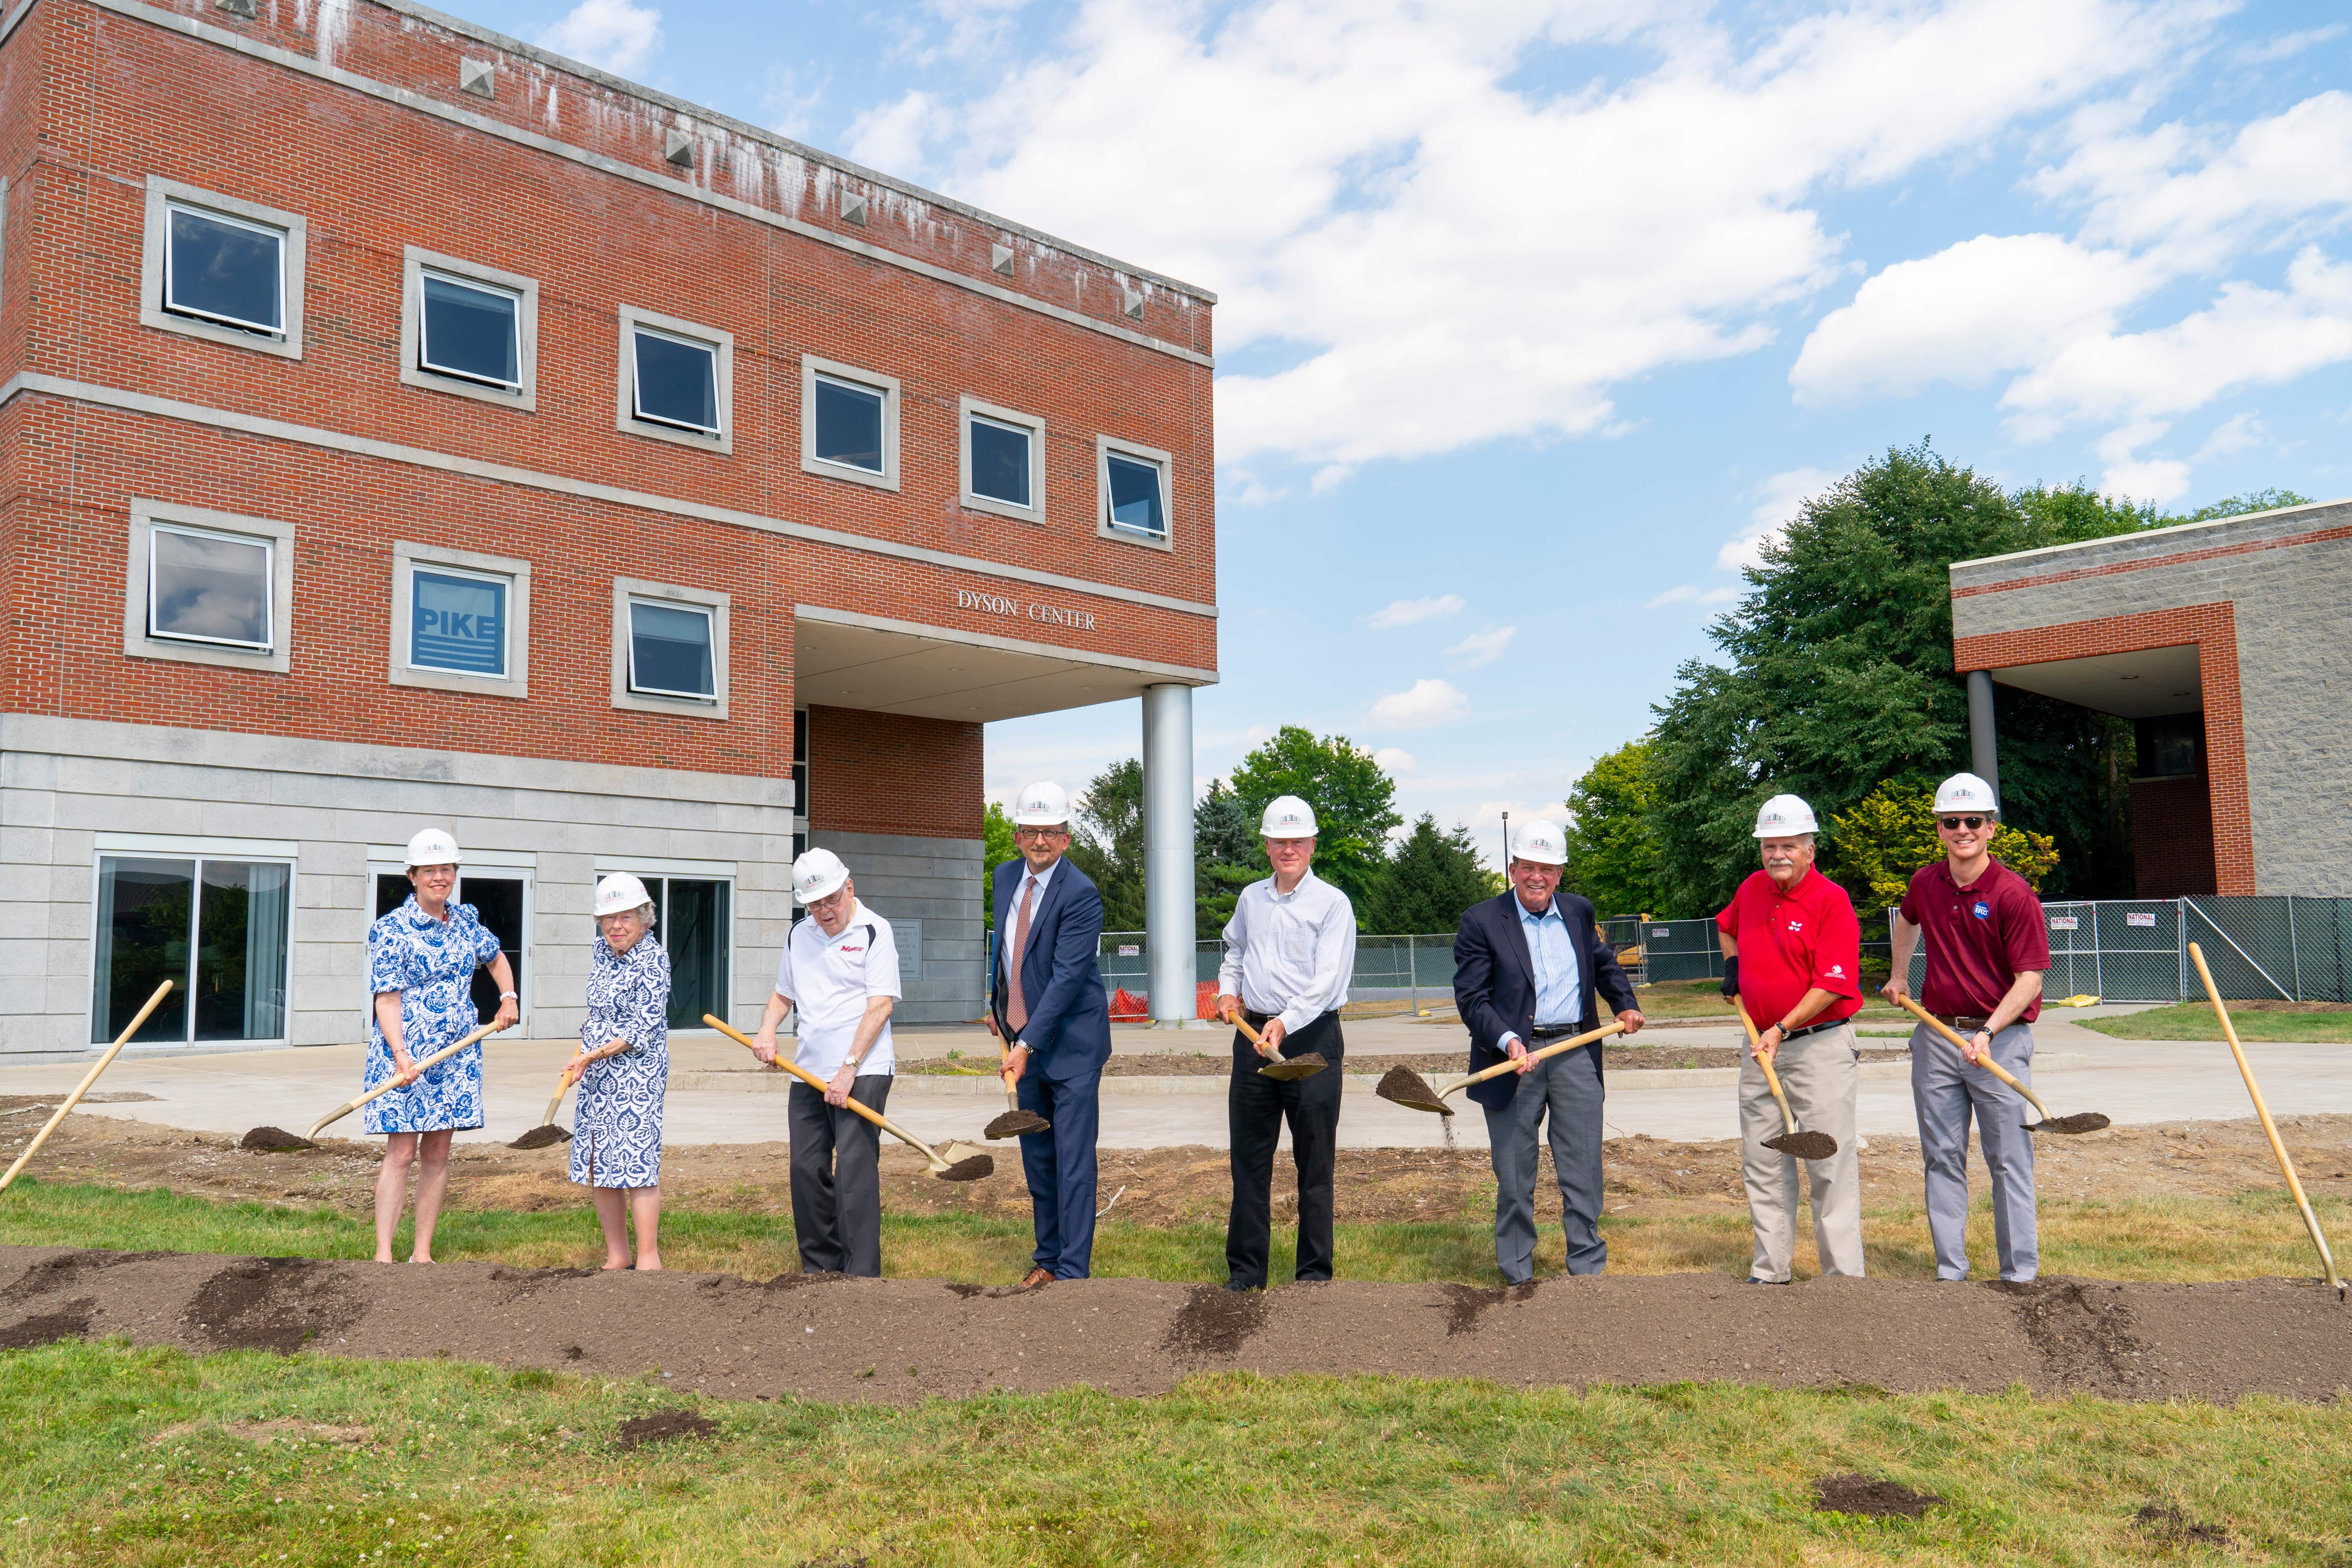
[1518,892,1582,1033]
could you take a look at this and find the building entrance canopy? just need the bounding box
[1988,643,2203,719]
[794,607,1214,724]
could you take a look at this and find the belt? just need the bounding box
[1527,1024,1586,1040]
[1778,1018,1846,1042]
[1933,1014,1993,1033]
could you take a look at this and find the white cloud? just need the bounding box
[2195,411,2266,460]
[855,0,2221,478]
[1373,747,1417,774]
[2101,454,2193,504]
[531,0,663,76]
[1368,678,1470,729]
[1445,625,1516,667]
[1365,594,1464,629]
[1719,467,1839,572]
[1646,584,1700,607]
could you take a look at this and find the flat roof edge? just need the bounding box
[375,0,1218,305]
[1947,495,2352,580]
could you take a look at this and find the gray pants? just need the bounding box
[1482,1041,1606,1283]
[787,1074,893,1277]
[1910,1022,2037,1281]
[1739,1023,1864,1282]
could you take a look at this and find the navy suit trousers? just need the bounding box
[1017,1068,1102,1278]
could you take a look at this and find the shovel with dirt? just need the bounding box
[300,1020,506,1140]
[509,1068,578,1150]
[981,1016,1049,1140]
[1228,1007,1326,1081]
[1732,1001,1839,1161]
[1373,1020,1626,1116]
[1,980,175,1194]
[702,1015,995,1181]
[1891,996,2109,1134]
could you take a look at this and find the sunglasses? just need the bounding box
[1939,815,1988,831]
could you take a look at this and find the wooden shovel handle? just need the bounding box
[0,979,175,1194]
[310,1019,503,1137]
[1891,995,2052,1119]
[1224,1004,1276,1055]
[1461,1020,1626,1089]
[702,1015,947,1166]
[1732,1001,1802,1137]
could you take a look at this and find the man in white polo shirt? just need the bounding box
[751,848,903,1278]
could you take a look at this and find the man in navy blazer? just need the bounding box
[1453,817,1644,1282]
[990,779,1113,1286]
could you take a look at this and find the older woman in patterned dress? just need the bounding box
[367,828,518,1264]
[560,873,673,1271]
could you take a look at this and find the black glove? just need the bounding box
[1719,956,1739,1000]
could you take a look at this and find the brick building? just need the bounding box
[0,0,1218,1057]
[1948,497,2350,898]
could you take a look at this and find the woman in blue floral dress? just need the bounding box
[560,873,672,1270]
[367,829,518,1264]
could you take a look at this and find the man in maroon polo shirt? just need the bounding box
[1883,771,2050,1282]
[1717,793,1866,1284]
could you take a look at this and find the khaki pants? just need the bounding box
[1738,1022,1864,1281]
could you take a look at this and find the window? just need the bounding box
[1097,437,1172,549]
[93,851,291,1045]
[389,542,530,698]
[400,247,538,409]
[611,578,730,718]
[617,307,733,451]
[959,397,1046,524]
[600,869,733,1028]
[138,177,306,358]
[123,501,295,673]
[792,707,810,827]
[800,355,900,491]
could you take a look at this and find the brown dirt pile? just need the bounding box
[5,1244,2347,1405]
[1813,1474,1941,1518]
[617,1409,718,1451]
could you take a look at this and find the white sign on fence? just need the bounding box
[1116,944,1140,957]
[1652,927,1672,937]
[2049,916,2079,930]
[2126,911,2158,927]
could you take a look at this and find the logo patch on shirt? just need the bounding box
[1828,964,1846,978]
[838,945,865,955]
[1972,901,1991,921]
[1786,918,1804,933]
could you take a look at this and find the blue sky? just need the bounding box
[466,0,2352,856]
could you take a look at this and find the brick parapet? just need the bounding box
[806,706,982,841]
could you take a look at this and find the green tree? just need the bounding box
[2178,487,2311,523]
[1560,739,1668,916]
[1648,444,2159,916]
[1193,779,1258,938]
[1366,815,1494,933]
[1826,782,2060,909]
[1067,759,1146,931]
[980,801,1017,931]
[1226,726,1403,912]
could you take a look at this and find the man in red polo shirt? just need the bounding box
[1883,771,2050,1282]
[1717,793,1866,1284]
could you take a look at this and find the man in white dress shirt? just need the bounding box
[751,848,902,1278]
[1211,794,1359,1291]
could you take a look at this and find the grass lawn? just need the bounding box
[2080,1001,2352,1044]
[2,1179,2343,1287]
[5,1338,2350,1566]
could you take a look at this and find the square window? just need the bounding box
[800,355,900,491]
[410,567,508,677]
[959,397,1047,523]
[92,852,291,1046]
[163,203,284,335]
[420,272,520,387]
[150,524,272,649]
[612,579,729,719]
[633,328,719,431]
[138,178,306,359]
[814,376,885,471]
[1097,437,1172,551]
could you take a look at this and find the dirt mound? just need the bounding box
[239,1126,318,1152]
[617,1409,718,1451]
[2135,1503,2228,1545]
[1433,1282,1535,1337]
[1997,1279,2150,1396]
[0,1298,96,1348]
[1164,1285,1268,1358]
[1813,1474,1941,1518]
[184,1258,362,1353]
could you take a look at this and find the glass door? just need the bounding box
[637,876,732,1027]
[372,871,528,1022]
[93,854,290,1046]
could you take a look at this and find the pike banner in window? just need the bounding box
[412,569,507,676]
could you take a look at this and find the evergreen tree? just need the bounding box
[1560,739,1667,916]
[1225,726,1402,912]
[1368,815,1493,933]
[1066,759,1146,931]
[1193,778,1258,937]
[981,801,1016,931]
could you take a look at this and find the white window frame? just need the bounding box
[799,354,900,491]
[959,396,1046,524]
[611,577,730,720]
[1096,435,1175,552]
[138,176,306,359]
[389,541,531,698]
[617,305,733,452]
[122,499,294,674]
[400,246,539,410]
[90,837,297,1050]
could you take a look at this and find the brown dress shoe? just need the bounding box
[1020,1266,1054,1290]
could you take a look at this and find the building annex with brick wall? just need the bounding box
[1947,497,2351,898]
[0,0,1217,1057]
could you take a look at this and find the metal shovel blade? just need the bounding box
[1259,1052,1327,1081]
[509,1124,572,1150]
[1374,1063,1454,1116]
[932,1139,996,1182]
[2024,1112,2111,1135]
[984,1108,1050,1139]
[1763,1129,1839,1161]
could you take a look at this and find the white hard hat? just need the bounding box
[1011,779,1072,827]
[1260,795,1318,839]
[1752,793,1819,838]
[1509,817,1568,865]
[593,872,652,918]
[403,828,461,869]
[791,847,851,904]
[1933,772,1999,815]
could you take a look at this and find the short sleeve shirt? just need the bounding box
[774,902,902,1078]
[1898,857,2050,1022]
[1715,867,1863,1032]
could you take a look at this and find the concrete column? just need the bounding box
[1967,670,2001,803]
[1141,683,1202,1027]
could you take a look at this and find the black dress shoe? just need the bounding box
[1222,1278,1260,1292]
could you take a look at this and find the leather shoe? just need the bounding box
[1743,1276,1791,1285]
[1222,1278,1259,1292]
[1019,1266,1054,1290]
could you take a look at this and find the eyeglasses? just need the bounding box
[1014,826,1068,842]
[1939,815,1988,831]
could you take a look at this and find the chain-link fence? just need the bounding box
[1896,895,2352,1003]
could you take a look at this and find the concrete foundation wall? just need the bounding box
[799,828,983,1027]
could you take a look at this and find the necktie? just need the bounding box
[1007,876,1037,1032]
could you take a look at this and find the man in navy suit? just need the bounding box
[990,779,1113,1286]
[1453,817,1644,1282]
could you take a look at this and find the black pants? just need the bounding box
[787,1074,892,1277]
[1226,1011,1343,1288]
